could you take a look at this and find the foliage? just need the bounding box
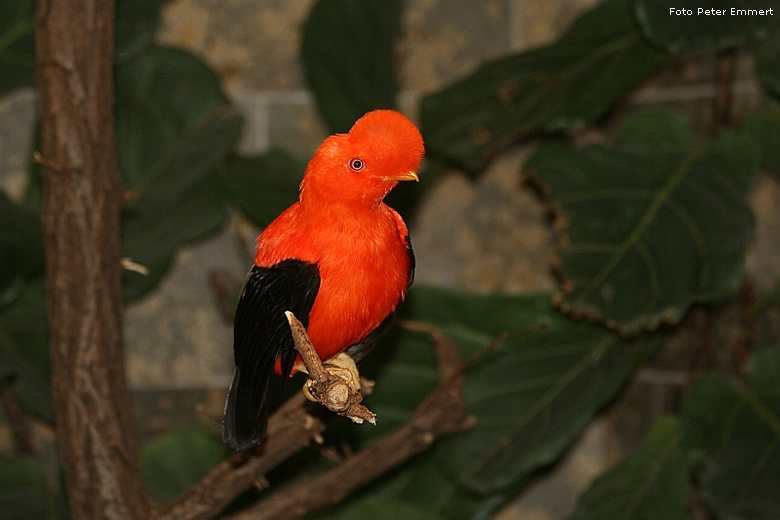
[0,0,779,518]
[526,110,757,333]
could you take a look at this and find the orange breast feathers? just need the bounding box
[254,201,413,371]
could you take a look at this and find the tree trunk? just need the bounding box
[35,1,150,518]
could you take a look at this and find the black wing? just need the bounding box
[222,259,320,452]
[345,234,415,364]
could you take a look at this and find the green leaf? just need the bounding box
[436,313,648,494]
[742,108,780,178]
[0,278,51,422]
[0,0,35,97]
[115,0,167,63]
[756,32,780,99]
[0,456,51,520]
[116,45,242,300]
[567,416,687,520]
[527,108,757,333]
[0,193,43,306]
[301,0,403,133]
[141,427,226,504]
[420,0,665,173]
[633,0,779,54]
[407,288,646,495]
[682,348,780,520]
[218,150,304,227]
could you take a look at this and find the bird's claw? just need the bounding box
[299,352,375,424]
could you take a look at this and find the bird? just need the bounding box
[222,109,424,452]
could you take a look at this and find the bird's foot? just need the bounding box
[286,312,376,425]
[300,352,360,403]
[298,352,376,425]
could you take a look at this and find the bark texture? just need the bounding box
[35,1,151,518]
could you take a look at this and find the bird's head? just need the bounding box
[300,110,424,206]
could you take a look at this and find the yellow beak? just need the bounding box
[387,171,419,182]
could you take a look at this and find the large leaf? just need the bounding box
[0,456,51,520]
[301,0,403,134]
[116,45,242,300]
[420,0,666,173]
[401,288,646,495]
[633,0,779,54]
[0,278,51,422]
[218,150,304,228]
[0,0,35,97]
[526,109,757,333]
[682,348,780,520]
[434,309,648,494]
[0,193,43,306]
[567,416,687,520]
[141,427,226,504]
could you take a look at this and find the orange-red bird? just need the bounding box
[223,110,424,452]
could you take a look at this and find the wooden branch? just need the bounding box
[153,393,326,520]
[35,1,151,518]
[286,311,376,424]
[226,321,473,520]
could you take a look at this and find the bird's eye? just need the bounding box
[348,158,365,172]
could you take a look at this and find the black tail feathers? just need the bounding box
[222,368,269,453]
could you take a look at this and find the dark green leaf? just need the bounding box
[633,0,779,53]
[115,0,167,63]
[301,0,402,133]
[742,108,780,178]
[567,416,687,520]
[0,193,43,306]
[141,427,226,504]
[0,278,51,422]
[116,45,242,300]
[682,348,780,520]
[218,151,304,227]
[420,0,665,173]
[527,108,757,333]
[0,456,50,520]
[756,32,780,99]
[436,314,648,494]
[0,0,35,97]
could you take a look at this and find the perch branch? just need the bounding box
[286,311,375,424]
[227,320,473,520]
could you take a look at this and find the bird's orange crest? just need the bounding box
[300,109,424,205]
